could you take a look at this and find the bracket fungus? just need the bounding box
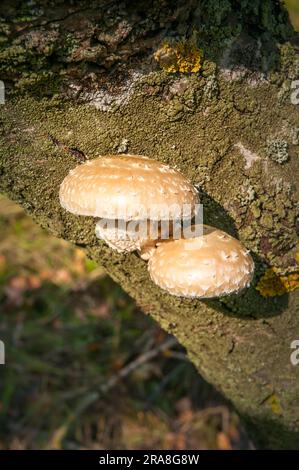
[148,225,254,298]
[59,155,199,257]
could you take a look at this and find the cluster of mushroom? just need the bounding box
[59,155,254,299]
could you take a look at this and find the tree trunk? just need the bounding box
[0,0,298,449]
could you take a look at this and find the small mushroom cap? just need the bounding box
[148,225,254,298]
[59,155,199,220]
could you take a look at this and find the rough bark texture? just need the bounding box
[0,0,299,449]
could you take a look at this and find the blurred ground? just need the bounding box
[0,195,251,450]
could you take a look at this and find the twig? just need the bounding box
[49,337,178,447]
[181,405,231,434]
[68,337,178,417]
[101,337,178,393]
[48,134,87,163]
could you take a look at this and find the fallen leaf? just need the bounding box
[217,432,232,450]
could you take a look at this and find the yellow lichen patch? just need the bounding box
[265,394,282,415]
[256,267,299,297]
[154,40,202,74]
[295,252,299,264]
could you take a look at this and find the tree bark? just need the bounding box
[0,0,298,449]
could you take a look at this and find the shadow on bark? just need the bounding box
[197,188,289,319]
[244,414,299,450]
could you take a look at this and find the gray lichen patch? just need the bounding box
[237,182,256,207]
[266,138,289,164]
[82,70,145,112]
[203,73,219,100]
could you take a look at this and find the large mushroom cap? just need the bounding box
[59,155,199,220]
[148,225,254,298]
